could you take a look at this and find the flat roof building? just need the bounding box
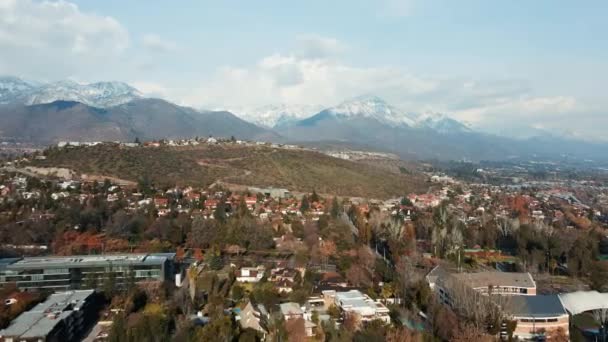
[324,290,391,324]
[0,290,99,342]
[427,266,536,302]
[506,295,569,340]
[0,253,175,291]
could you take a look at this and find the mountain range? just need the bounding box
[1,76,606,162]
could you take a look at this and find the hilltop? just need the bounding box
[31,143,427,199]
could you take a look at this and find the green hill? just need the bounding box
[34,144,426,199]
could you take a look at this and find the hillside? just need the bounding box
[32,144,427,199]
[0,99,278,144]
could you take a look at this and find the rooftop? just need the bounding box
[506,295,567,318]
[0,290,95,339]
[280,302,303,316]
[454,271,536,289]
[1,253,175,270]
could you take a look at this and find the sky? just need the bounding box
[1,0,607,140]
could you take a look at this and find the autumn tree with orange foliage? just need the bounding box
[547,327,569,342]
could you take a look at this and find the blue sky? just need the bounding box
[1,0,607,139]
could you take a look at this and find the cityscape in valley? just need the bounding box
[1,1,608,342]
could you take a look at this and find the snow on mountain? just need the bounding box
[326,95,417,127]
[414,111,472,134]
[232,104,324,128]
[25,80,142,108]
[0,76,142,108]
[0,76,35,104]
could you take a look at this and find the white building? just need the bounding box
[236,266,265,283]
[324,290,391,324]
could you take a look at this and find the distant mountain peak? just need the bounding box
[0,76,143,108]
[230,103,324,128]
[327,94,416,126]
[414,111,471,134]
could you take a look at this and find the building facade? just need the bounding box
[0,253,175,291]
[506,295,569,340]
[324,290,391,324]
[0,290,99,342]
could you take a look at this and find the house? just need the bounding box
[278,302,317,336]
[269,268,300,293]
[50,192,69,200]
[187,192,201,202]
[318,271,348,289]
[280,302,304,321]
[236,266,265,283]
[237,301,269,340]
[154,197,169,208]
[204,199,219,209]
[245,197,257,208]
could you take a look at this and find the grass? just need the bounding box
[33,144,427,199]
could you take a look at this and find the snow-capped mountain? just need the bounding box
[414,111,472,134]
[25,80,142,107]
[232,104,324,128]
[0,76,142,108]
[0,76,35,104]
[326,95,417,127]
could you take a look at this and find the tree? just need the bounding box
[189,216,220,248]
[346,264,371,288]
[320,240,337,267]
[310,190,320,203]
[547,327,569,342]
[214,199,228,222]
[590,261,608,291]
[300,195,310,213]
[236,197,250,218]
[134,137,141,144]
[433,306,459,341]
[231,284,245,301]
[400,197,413,206]
[285,317,307,342]
[330,196,341,218]
[386,327,421,342]
[206,246,224,270]
[107,313,127,342]
[452,324,493,342]
[193,316,235,341]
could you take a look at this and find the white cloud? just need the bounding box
[0,0,129,80]
[142,33,178,52]
[295,34,345,59]
[160,43,597,138]
[173,37,444,110]
[130,81,171,99]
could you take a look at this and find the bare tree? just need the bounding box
[285,317,306,342]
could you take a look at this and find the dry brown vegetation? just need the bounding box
[34,144,427,198]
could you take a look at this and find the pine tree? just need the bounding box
[214,199,227,222]
[300,195,310,213]
[331,196,340,218]
[310,190,320,203]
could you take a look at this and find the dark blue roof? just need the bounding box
[507,295,566,318]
